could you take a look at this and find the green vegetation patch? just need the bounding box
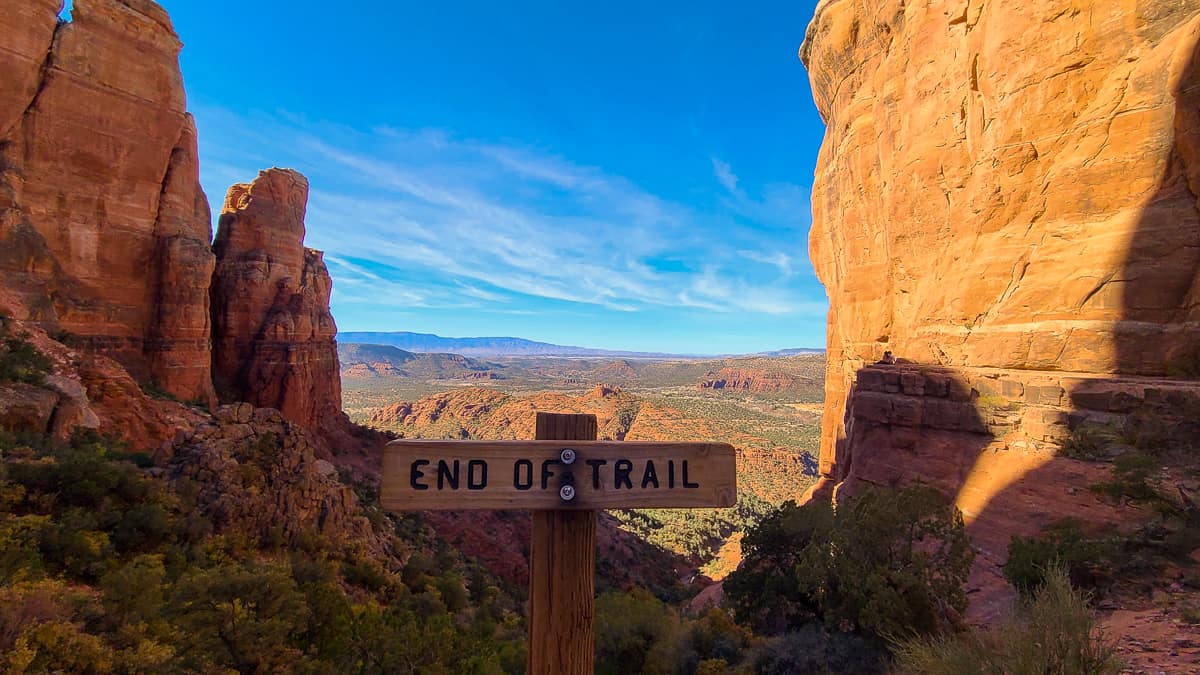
[724,484,974,641]
[0,320,52,385]
[1004,519,1110,597]
[1004,467,1200,602]
[0,428,528,673]
[612,492,772,564]
[892,567,1121,675]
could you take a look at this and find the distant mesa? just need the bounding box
[699,367,815,395]
[338,342,502,380]
[751,348,826,357]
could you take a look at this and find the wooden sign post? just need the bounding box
[381,412,737,675]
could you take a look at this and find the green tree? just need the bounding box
[595,589,682,675]
[169,561,311,673]
[100,554,166,626]
[725,485,974,639]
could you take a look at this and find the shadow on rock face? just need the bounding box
[818,361,1142,622]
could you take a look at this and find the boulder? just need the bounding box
[0,382,58,433]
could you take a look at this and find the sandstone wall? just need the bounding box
[0,0,355,449]
[802,0,1200,481]
[0,0,216,403]
[210,168,346,440]
[836,363,1200,617]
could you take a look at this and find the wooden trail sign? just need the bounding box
[381,412,738,675]
[381,440,736,511]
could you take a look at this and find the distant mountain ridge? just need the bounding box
[751,348,826,357]
[338,331,686,357]
[337,331,822,358]
[338,343,501,380]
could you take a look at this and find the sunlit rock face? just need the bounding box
[0,1,359,449]
[210,168,347,442]
[803,0,1200,480]
[0,0,216,404]
[802,0,1200,619]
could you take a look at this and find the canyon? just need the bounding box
[802,0,1200,623]
[0,0,1196,664]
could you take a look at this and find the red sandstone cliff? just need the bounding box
[802,0,1200,620]
[0,0,216,405]
[803,0,1200,482]
[0,0,357,452]
[210,168,349,443]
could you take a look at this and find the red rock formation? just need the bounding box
[369,386,646,441]
[0,0,372,452]
[210,169,349,443]
[803,0,1200,481]
[592,359,637,381]
[166,404,380,549]
[0,314,200,449]
[801,0,1200,620]
[698,367,809,394]
[0,0,215,404]
[79,353,205,447]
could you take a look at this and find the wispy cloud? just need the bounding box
[195,108,824,322]
[711,157,742,197]
[738,250,794,276]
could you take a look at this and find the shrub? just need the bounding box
[1059,423,1124,461]
[1004,520,1108,596]
[343,558,390,592]
[99,554,166,625]
[169,561,310,672]
[891,567,1121,674]
[677,607,753,669]
[976,393,1018,411]
[0,514,48,582]
[1089,452,1170,507]
[595,588,680,675]
[746,624,888,675]
[435,573,470,612]
[0,324,52,385]
[724,485,974,639]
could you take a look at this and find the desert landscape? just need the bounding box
[0,0,1197,673]
[341,344,824,576]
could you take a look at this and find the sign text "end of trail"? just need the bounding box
[381,440,737,510]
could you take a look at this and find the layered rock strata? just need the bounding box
[210,169,347,440]
[0,0,355,449]
[802,1,1200,482]
[698,368,812,394]
[0,0,216,403]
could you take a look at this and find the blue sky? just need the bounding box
[150,0,828,354]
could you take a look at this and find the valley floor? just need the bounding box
[341,350,825,579]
